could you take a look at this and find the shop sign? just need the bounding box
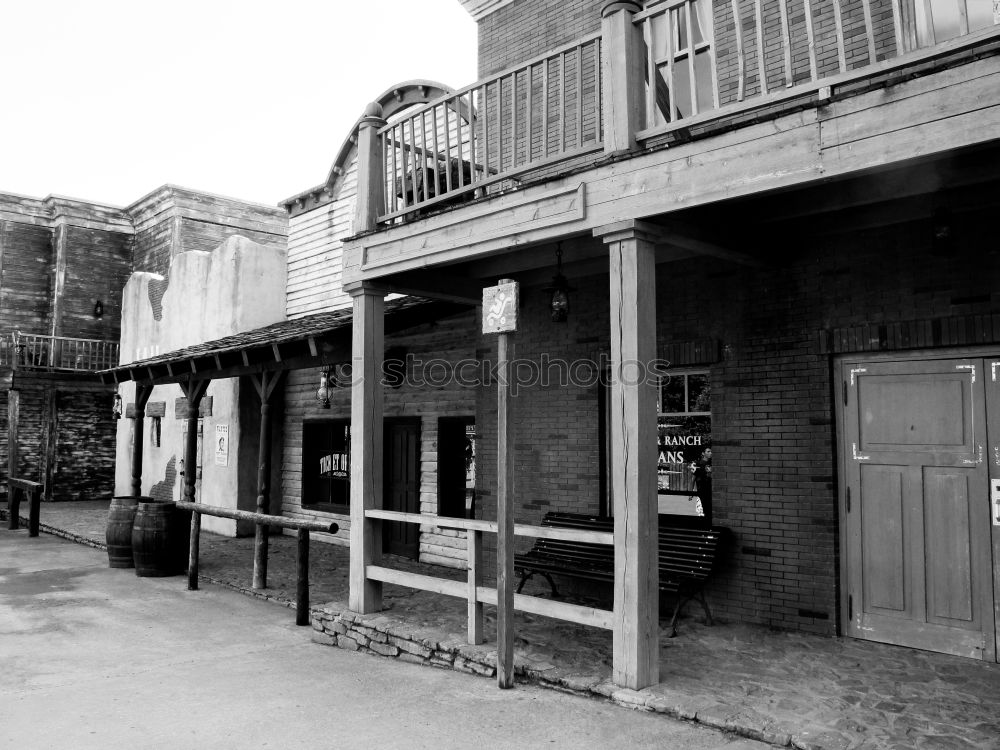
[482,280,519,334]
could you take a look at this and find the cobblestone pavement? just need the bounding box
[7,500,1000,750]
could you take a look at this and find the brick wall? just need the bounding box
[466,205,997,634]
[281,311,478,567]
[478,0,603,77]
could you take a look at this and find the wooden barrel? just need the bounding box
[106,496,145,568]
[132,501,178,577]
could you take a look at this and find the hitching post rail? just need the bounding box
[5,478,43,537]
[174,500,338,626]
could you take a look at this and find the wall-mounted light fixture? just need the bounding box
[112,392,123,420]
[317,369,332,409]
[94,300,104,318]
[543,243,575,323]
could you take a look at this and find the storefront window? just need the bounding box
[302,420,350,512]
[657,370,711,521]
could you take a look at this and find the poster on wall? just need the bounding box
[215,424,229,467]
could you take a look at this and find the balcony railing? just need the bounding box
[635,0,1000,138]
[0,333,120,372]
[356,1,998,230]
[375,33,604,223]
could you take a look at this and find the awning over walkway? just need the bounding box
[98,297,467,386]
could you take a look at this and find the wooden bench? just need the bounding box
[514,512,725,637]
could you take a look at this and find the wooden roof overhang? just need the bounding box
[98,298,467,387]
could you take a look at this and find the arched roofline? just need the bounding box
[283,80,464,216]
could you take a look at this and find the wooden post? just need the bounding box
[188,510,201,591]
[179,379,209,506]
[348,285,385,614]
[131,384,154,497]
[7,487,19,530]
[27,484,40,537]
[601,1,645,154]
[467,529,484,644]
[597,220,660,690]
[8,390,19,484]
[296,528,310,626]
[250,371,284,591]
[354,103,388,235]
[42,389,57,502]
[482,278,520,689]
[497,332,516,689]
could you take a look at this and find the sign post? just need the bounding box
[482,278,519,689]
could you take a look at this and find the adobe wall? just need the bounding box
[114,236,287,535]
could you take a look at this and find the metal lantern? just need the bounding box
[112,392,123,420]
[317,369,331,409]
[543,244,575,323]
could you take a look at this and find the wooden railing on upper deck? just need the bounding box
[1,332,120,372]
[634,0,1000,139]
[376,33,604,223]
[355,2,998,231]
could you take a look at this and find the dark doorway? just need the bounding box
[438,417,475,518]
[383,419,421,558]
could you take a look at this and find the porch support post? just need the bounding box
[250,371,285,590]
[601,0,645,154]
[353,103,387,234]
[348,284,385,614]
[596,219,660,690]
[180,379,210,505]
[131,384,154,497]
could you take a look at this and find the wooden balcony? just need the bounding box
[355,0,999,231]
[0,333,120,373]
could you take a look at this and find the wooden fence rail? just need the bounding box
[364,509,615,642]
[5,478,44,537]
[175,500,338,626]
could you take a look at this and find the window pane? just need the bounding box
[673,57,692,119]
[695,49,714,113]
[661,374,686,413]
[650,11,669,59]
[688,373,710,412]
[690,0,706,45]
[967,0,996,30]
[673,8,687,51]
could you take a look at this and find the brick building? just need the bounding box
[333,0,1000,688]
[94,0,1000,690]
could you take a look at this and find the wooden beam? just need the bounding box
[375,269,483,306]
[654,220,765,267]
[349,288,385,614]
[597,220,659,690]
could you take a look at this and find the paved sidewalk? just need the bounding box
[5,500,1000,749]
[2,532,764,750]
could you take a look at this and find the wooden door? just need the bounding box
[843,357,995,660]
[985,357,1000,660]
[383,420,420,558]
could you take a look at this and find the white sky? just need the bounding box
[0,0,477,208]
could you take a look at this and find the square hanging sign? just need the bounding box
[482,280,519,334]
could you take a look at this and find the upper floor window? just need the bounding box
[912,0,998,48]
[644,0,717,125]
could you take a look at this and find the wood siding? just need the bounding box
[0,221,53,336]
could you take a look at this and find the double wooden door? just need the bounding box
[841,355,999,660]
